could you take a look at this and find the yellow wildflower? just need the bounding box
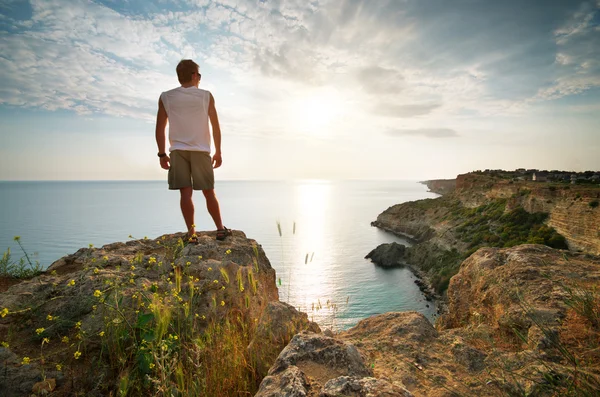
[50,270,57,276]
[99,331,105,337]
[129,279,135,284]
[93,290,102,298]
[68,279,75,287]
[201,315,206,320]
[186,261,191,266]
[103,256,108,261]
[220,301,225,306]
[35,328,45,335]
[149,257,156,264]
[93,268,99,274]
[213,280,218,284]
[42,338,50,344]
[74,351,82,359]
[92,305,97,311]
[149,363,155,369]
[56,364,62,371]
[13,236,20,242]
[207,267,212,271]
[62,336,69,343]
[225,249,231,255]
[1,308,9,318]
[46,314,54,321]
[88,243,93,249]
[1,341,8,348]
[21,357,30,365]
[130,265,135,271]
[75,321,82,329]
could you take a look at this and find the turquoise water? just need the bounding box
[0,180,438,330]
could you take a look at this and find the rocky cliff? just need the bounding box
[372,174,600,294]
[421,179,456,195]
[258,245,600,396]
[454,173,600,255]
[0,231,318,396]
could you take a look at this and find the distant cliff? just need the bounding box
[373,173,600,293]
[420,178,456,195]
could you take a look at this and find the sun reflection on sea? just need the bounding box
[280,180,345,327]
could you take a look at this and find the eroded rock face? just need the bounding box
[248,301,321,376]
[365,243,406,268]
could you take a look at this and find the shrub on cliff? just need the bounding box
[455,201,568,252]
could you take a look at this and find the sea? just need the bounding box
[0,180,439,330]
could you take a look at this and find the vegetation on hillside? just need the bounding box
[423,198,568,294]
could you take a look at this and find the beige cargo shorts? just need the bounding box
[168,150,214,190]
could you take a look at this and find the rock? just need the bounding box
[255,366,309,397]
[248,301,321,376]
[0,231,278,396]
[0,347,42,397]
[320,376,414,397]
[450,342,486,373]
[365,243,406,268]
[257,332,372,395]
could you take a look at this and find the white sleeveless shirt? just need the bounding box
[160,86,211,153]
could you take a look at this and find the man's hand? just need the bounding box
[160,155,170,170]
[212,152,222,169]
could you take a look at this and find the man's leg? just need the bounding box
[202,189,224,230]
[180,187,196,235]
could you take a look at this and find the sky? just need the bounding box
[0,0,599,181]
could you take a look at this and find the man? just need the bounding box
[155,59,231,242]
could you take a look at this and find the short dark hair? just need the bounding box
[176,59,199,84]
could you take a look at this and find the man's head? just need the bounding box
[176,59,200,86]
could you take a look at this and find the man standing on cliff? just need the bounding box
[155,59,231,242]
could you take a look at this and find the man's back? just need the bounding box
[160,86,211,152]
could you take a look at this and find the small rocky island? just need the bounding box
[1,170,599,396]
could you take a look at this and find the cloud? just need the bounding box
[357,66,404,95]
[373,103,441,118]
[536,1,600,100]
[386,128,459,138]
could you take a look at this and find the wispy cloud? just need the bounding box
[386,128,459,138]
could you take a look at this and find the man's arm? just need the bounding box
[208,93,222,169]
[155,97,170,170]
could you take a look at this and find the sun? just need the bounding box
[287,90,344,136]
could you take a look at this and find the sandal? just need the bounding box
[216,227,232,241]
[187,233,199,244]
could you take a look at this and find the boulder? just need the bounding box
[365,243,406,268]
[256,332,372,396]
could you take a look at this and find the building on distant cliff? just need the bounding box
[532,172,548,182]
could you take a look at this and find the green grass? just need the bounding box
[0,236,43,279]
